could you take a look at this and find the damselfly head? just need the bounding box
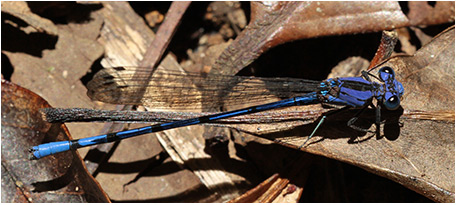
[378,66,404,110]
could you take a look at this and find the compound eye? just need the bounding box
[384,95,400,110]
[379,66,395,81]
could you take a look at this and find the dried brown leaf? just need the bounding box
[213,1,410,75]
[1,80,109,202]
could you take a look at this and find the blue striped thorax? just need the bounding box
[318,66,403,109]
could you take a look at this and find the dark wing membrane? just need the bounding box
[87,67,322,110]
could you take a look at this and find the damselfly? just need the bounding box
[30,65,403,159]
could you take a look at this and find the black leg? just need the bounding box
[347,104,375,133]
[362,70,382,82]
[361,71,372,82]
[375,101,381,138]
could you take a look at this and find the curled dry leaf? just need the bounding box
[1,80,109,202]
[212,1,410,75]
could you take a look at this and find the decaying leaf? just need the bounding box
[212,1,410,75]
[1,80,110,202]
